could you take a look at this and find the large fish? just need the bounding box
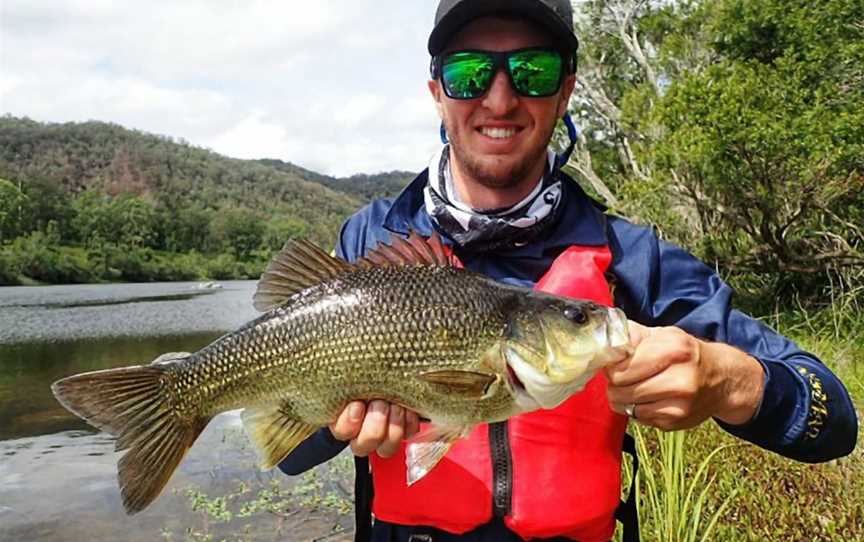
[51,232,631,514]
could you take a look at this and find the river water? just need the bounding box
[0,281,352,541]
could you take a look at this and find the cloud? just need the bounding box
[207,111,295,161]
[0,0,441,175]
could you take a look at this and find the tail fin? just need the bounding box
[51,357,208,514]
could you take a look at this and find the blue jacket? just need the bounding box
[280,169,858,537]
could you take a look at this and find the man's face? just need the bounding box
[428,17,576,191]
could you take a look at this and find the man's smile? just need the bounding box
[479,126,521,139]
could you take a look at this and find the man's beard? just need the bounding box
[446,120,555,190]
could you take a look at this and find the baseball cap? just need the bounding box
[428,0,579,56]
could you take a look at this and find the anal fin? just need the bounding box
[242,404,318,470]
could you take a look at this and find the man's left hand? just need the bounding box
[605,322,766,430]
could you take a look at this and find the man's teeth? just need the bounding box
[481,127,517,139]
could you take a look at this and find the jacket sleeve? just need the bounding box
[278,209,374,476]
[607,218,858,463]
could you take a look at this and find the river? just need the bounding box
[0,281,353,541]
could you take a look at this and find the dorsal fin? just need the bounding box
[358,230,457,268]
[253,239,355,312]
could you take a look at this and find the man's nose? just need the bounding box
[481,70,518,115]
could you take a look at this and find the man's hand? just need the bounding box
[605,322,766,431]
[329,400,421,458]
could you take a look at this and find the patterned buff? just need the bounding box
[423,145,563,252]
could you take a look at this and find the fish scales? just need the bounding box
[167,265,514,424]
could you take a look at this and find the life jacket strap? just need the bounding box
[355,455,374,542]
[615,432,640,542]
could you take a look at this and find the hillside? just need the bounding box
[0,116,415,284]
[0,116,414,240]
[258,158,415,202]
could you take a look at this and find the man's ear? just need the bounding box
[428,79,445,119]
[556,74,577,118]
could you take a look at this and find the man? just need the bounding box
[280,1,858,541]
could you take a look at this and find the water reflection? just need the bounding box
[0,281,258,439]
[0,334,221,440]
[0,281,352,541]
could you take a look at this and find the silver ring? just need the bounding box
[624,403,637,418]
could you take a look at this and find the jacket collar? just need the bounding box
[382,168,609,259]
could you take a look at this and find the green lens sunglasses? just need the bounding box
[433,48,569,100]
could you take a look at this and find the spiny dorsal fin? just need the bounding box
[358,230,457,268]
[254,239,356,312]
[241,404,318,470]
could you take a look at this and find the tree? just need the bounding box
[113,195,158,249]
[0,177,28,243]
[211,207,266,261]
[653,0,864,296]
[566,0,864,303]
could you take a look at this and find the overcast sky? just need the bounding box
[0,1,447,176]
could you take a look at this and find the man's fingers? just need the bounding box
[405,409,421,439]
[350,400,390,457]
[376,405,405,458]
[629,398,701,431]
[329,400,366,441]
[626,320,650,347]
[605,327,698,387]
[605,344,672,387]
[331,400,422,457]
[607,363,698,406]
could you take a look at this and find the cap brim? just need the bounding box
[428,0,578,56]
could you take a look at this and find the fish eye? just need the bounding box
[564,307,588,325]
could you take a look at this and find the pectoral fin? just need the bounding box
[241,405,318,470]
[416,370,496,398]
[405,424,473,485]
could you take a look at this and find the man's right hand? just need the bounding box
[329,400,421,458]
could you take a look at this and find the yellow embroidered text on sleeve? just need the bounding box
[797,366,828,440]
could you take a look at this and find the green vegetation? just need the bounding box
[615,304,864,542]
[0,117,414,285]
[571,1,863,539]
[567,0,863,310]
[160,431,355,542]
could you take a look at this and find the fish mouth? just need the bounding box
[605,308,632,357]
[506,363,526,393]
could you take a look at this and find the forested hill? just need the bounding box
[0,116,415,239]
[258,158,416,202]
[0,116,415,284]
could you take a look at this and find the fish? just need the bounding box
[51,232,631,515]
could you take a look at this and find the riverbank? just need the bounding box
[0,239,266,286]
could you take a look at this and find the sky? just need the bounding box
[0,0,445,176]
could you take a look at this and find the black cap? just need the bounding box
[428,0,579,56]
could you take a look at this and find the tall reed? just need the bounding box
[619,425,740,542]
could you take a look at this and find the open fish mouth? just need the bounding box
[506,363,526,392]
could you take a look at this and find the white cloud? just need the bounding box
[207,110,295,161]
[0,0,441,175]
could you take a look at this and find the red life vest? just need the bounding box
[370,245,629,542]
